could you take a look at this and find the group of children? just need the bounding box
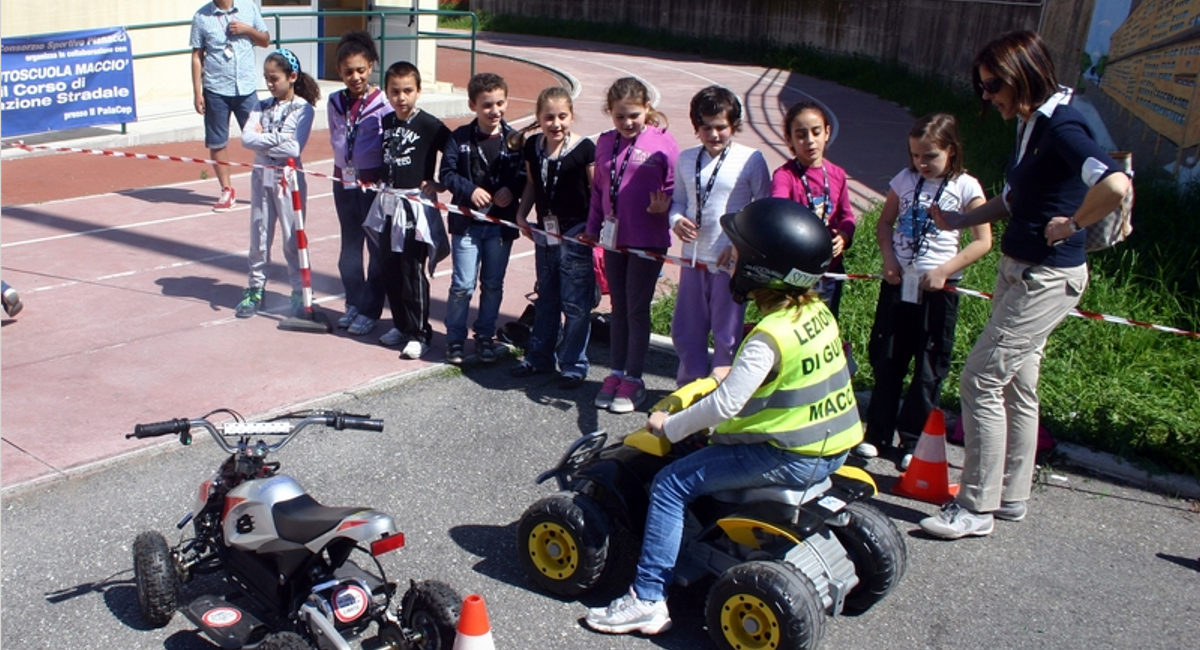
[228,31,992,468]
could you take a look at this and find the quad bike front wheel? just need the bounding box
[828,501,907,614]
[516,491,612,597]
[705,560,825,650]
[132,531,181,628]
[401,580,462,650]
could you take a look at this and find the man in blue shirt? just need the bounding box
[190,0,269,212]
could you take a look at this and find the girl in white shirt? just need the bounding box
[862,113,991,467]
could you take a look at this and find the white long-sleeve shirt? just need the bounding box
[661,333,777,443]
[669,142,770,263]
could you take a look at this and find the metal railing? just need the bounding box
[124,7,477,86]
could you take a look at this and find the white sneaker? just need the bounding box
[379,328,403,347]
[584,587,671,635]
[400,339,428,360]
[854,442,879,458]
[920,502,994,539]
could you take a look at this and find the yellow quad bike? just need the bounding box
[516,379,907,650]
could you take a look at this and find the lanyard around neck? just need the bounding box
[794,160,830,216]
[609,133,639,214]
[264,97,298,132]
[694,146,729,227]
[539,133,571,207]
[908,175,947,256]
[343,90,374,166]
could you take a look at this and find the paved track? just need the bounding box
[2,347,1197,649]
[1,34,903,492]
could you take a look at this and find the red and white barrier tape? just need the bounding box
[829,272,1200,340]
[9,141,1198,341]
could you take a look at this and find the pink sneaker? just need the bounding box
[212,186,236,212]
[609,377,646,414]
[594,374,622,409]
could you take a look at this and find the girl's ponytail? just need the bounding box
[505,121,540,153]
[645,106,669,130]
[294,72,321,105]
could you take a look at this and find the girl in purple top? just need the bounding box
[583,77,680,414]
[771,101,857,316]
[327,31,393,336]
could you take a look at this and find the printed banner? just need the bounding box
[1,26,137,137]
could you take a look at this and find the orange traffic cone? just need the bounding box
[892,408,959,504]
[452,594,495,650]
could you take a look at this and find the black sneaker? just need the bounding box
[476,337,499,363]
[446,341,465,365]
[557,373,585,390]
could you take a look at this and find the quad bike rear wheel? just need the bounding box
[132,531,181,628]
[516,491,612,597]
[828,501,907,614]
[401,580,462,650]
[705,560,825,650]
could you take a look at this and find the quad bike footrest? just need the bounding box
[182,594,269,649]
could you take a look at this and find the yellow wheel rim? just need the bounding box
[719,593,781,650]
[527,521,579,580]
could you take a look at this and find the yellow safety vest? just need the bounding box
[714,300,863,456]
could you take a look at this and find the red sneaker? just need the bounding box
[212,186,236,212]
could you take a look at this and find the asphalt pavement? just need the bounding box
[2,343,1197,649]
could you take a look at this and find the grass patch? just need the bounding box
[470,10,1200,476]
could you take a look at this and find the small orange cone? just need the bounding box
[452,594,495,650]
[893,408,960,504]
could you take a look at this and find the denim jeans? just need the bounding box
[632,444,847,602]
[445,223,513,343]
[332,182,386,318]
[202,90,256,149]
[526,228,594,377]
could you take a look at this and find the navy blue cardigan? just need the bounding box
[439,121,526,240]
[1003,103,1119,267]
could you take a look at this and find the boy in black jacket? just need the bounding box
[439,72,526,364]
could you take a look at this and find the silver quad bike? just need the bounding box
[516,379,908,650]
[127,409,461,650]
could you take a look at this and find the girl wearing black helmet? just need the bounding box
[584,197,865,636]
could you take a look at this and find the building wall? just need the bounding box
[2,1,197,107]
[471,0,1095,88]
[1103,0,1200,149]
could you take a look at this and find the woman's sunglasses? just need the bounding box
[977,76,1005,96]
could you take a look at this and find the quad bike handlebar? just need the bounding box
[624,376,720,457]
[127,411,384,454]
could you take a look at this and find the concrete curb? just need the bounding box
[441,42,582,102]
[1053,442,1200,500]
